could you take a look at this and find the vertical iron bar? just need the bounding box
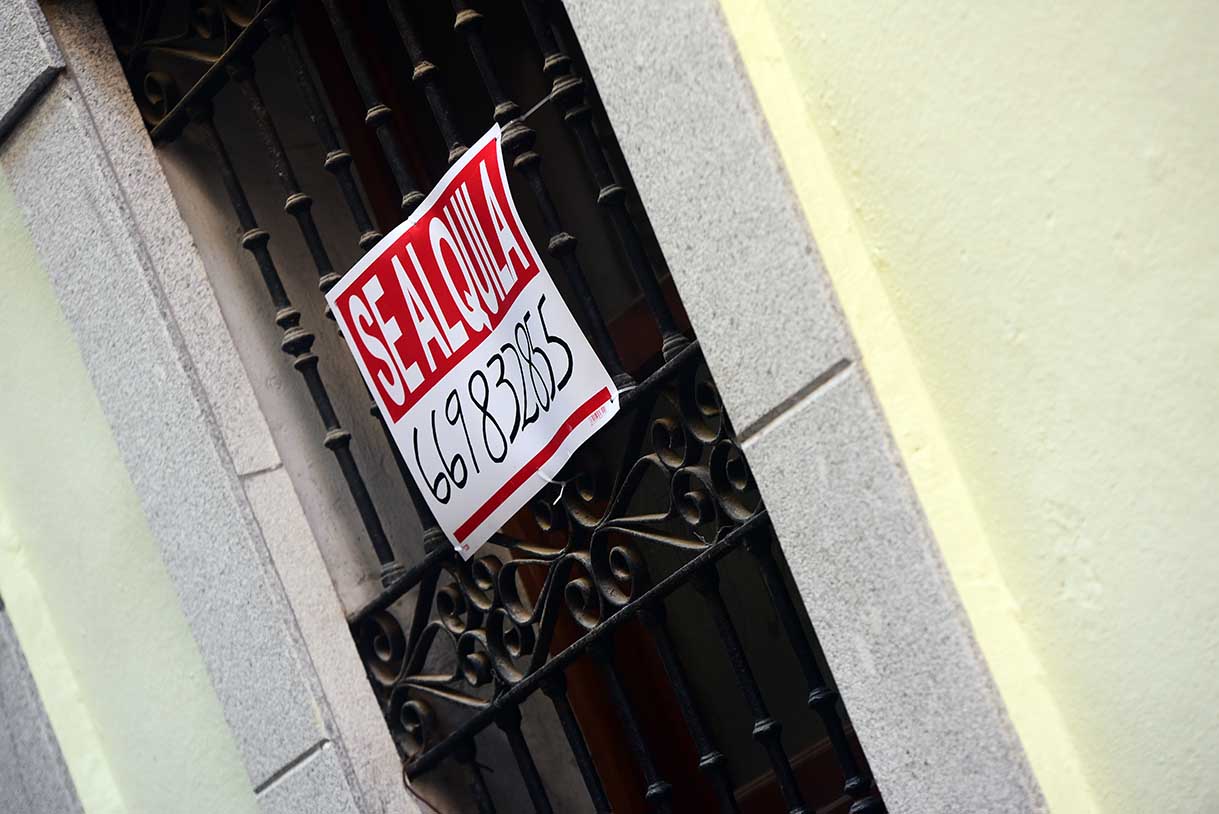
[638,602,741,814]
[268,13,383,253]
[227,59,413,582]
[451,0,634,392]
[692,563,810,814]
[403,564,442,669]
[259,19,448,554]
[190,103,398,574]
[745,535,885,813]
[520,0,688,359]
[454,739,497,814]
[589,638,673,813]
[385,0,467,165]
[318,0,424,216]
[229,60,340,303]
[496,705,555,814]
[540,672,612,814]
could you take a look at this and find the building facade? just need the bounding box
[20,0,1203,811]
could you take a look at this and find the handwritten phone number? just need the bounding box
[411,294,575,505]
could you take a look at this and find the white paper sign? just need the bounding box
[327,125,619,557]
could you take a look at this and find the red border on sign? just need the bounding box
[454,387,613,542]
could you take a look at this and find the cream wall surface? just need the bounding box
[720,2,1219,812]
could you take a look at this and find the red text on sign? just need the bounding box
[334,137,539,423]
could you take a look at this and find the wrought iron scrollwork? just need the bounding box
[352,344,765,760]
[101,0,265,127]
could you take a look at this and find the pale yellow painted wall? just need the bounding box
[721,1,1219,812]
[0,172,260,814]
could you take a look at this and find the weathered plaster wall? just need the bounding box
[720,1,1219,811]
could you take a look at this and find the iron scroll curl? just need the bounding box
[353,345,767,763]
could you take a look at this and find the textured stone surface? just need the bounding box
[564,0,854,433]
[0,79,326,789]
[0,606,83,814]
[8,6,418,811]
[0,0,62,139]
[42,0,278,477]
[743,366,1045,813]
[256,743,361,814]
[243,467,416,814]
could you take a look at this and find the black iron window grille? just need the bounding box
[99,2,886,812]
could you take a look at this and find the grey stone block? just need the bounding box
[0,606,83,814]
[743,365,1045,813]
[563,0,854,432]
[1,82,326,789]
[0,0,62,140]
[256,743,361,814]
[21,4,416,809]
[41,0,279,477]
[242,467,419,814]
